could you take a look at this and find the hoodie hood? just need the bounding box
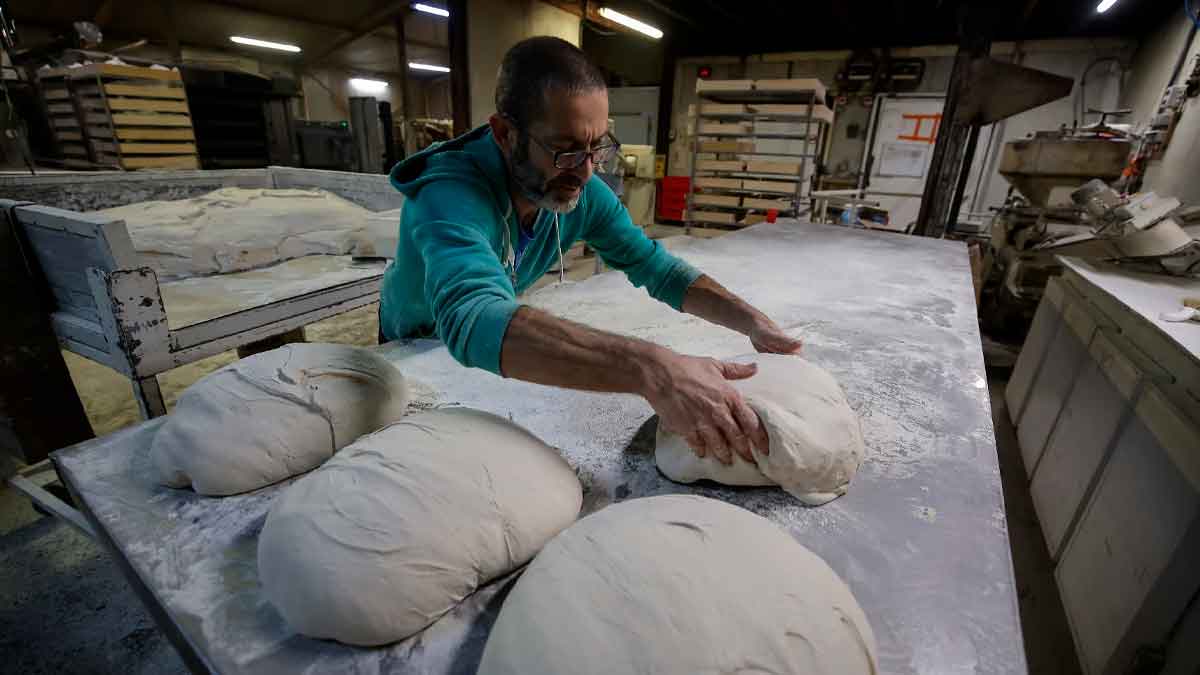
[388,124,510,211]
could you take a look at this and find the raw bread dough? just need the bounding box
[257,407,582,646]
[656,354,864,505]
[350,208,402,258]
[151,343,409,496]
[93,187,400,279]
[478,495,878,675]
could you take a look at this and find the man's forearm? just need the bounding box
[681,274,768,335]
[499,305,669,394]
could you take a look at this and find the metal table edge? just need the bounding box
[52,426,218,675]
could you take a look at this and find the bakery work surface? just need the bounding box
[1059,256,1200,362]
[53,222,1025,674]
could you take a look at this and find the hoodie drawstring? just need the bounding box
[553,212,564,284]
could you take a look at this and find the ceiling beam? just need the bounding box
[631,0,702,29]
[301,0,410,67]
[364,26,448,51]
[11,0,369,47]
[538,0,629,34]
[698,0,751,27]
[192,0,358,32]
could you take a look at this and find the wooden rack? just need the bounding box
[685,78,832,230]
[38,63,199,170]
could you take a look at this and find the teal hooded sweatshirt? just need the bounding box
[380,125,702,375]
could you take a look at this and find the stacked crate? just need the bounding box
[41,63,199,170]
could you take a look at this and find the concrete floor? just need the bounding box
[0,455,185,675]
[988,374,1083,675]
[0,226,1082,673]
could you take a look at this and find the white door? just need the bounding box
[865,96,990,232]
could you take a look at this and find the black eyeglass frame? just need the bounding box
[503,114,621,169]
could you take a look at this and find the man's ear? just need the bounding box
[488,114,514,156]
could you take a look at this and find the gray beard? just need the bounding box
[510,139,581,214]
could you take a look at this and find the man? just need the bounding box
[381,36,802,465]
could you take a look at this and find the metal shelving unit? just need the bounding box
[685,79,832,231]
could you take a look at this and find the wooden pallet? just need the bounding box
[36,70,91,162]
[39,63,199,170]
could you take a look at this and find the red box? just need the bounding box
[657,177,690,222]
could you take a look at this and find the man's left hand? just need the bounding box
[749,319,803,355]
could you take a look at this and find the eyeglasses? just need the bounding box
[525,128,621,169]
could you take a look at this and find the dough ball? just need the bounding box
[151,343,409,496]
[656,354,865,505]
[478,495,878,675]
[257,407,583,646]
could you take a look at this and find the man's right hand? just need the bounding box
[641,351,770,465]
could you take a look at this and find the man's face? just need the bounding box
[506,87,609,214]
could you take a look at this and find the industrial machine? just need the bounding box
[980,118,1133,334]
[981,116,1200,337]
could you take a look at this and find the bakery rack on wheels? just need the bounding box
[684,78,832,233]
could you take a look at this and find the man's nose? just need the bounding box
[571,155,593,180]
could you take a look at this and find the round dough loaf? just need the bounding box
[478,495,878,675]
[656,354,865,505]
[257,407,583,646]
[151,343,409,496]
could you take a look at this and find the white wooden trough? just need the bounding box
[1,166,401,418]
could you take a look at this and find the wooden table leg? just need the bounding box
[132,375,168,419]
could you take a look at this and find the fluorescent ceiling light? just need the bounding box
[1096,0,1118,12]
[598,7,663,39]
[229,35,301,53]
[409,62,450,73]
[413,3,449,17]
[349,78,389,93]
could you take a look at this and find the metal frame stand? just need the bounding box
[684,80,830,233]
[914,4,1073,238]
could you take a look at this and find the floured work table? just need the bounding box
[53,222,1026,674]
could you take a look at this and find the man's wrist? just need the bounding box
[744,312,773,337]
[631,341,673,399]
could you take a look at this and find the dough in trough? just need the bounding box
[93,187,399,279]
[478,495,878,675]
[257,407,582,646]
[151,343,409,496]
[655,354,864,505]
